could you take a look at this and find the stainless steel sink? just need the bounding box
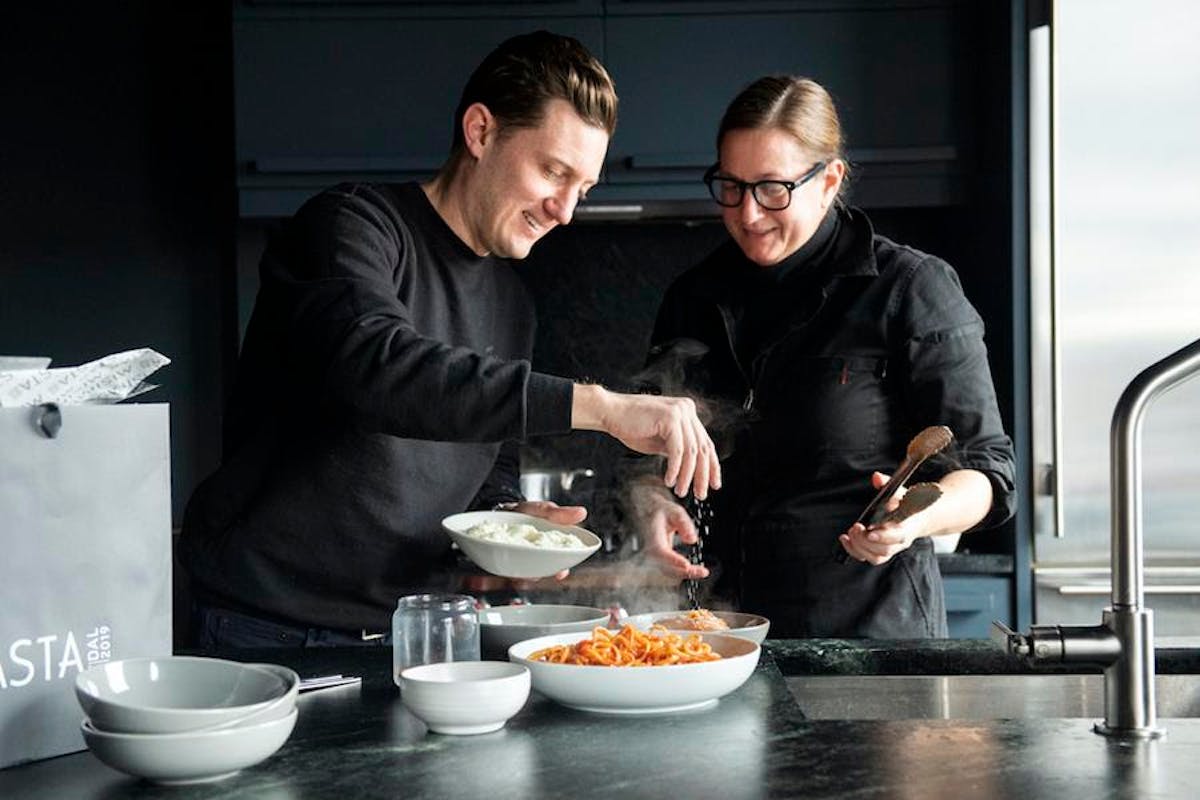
[786,674,1200,720]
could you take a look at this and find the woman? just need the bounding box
[635,76,1016,638]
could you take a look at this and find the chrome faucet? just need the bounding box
[994,336,1200,739]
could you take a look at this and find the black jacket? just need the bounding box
[647,205,1016,637]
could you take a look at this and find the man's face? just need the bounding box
[466,99,609,259]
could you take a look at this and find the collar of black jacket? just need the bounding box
[755,202,840,286]
[822,203,878,280]
[693,204,878,306]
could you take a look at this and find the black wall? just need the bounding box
[1,6,236,526]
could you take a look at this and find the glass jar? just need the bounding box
[392,593,480,687]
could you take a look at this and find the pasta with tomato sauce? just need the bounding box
[653,609,730,631]
[528,624,722,666]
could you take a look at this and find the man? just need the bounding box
[180,31,720,649]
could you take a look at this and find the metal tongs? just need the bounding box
[834,425,953,563]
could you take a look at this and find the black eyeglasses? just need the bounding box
[703,161,827,211]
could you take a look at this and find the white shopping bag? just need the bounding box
[0,403,172,768]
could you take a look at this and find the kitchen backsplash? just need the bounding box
[516,218,729,549]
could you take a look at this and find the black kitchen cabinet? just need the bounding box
[600,1,970,207]
[233,3,603,216]
[239,0,600,9]
[234,0,978,215]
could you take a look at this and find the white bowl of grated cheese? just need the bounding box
[442,511,602,578]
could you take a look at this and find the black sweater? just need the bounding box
[181,183,573,631]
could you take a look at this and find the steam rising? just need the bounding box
[498,339,754,614]
[576,337,754,612]
[633,337,754,461]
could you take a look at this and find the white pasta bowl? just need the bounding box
[80,707,297,785]
[626,610,771,645]
[399,661,531,735]
[75,656,298,734]
[478,604,612,659]
[509,630,761,715]
[442,511,601,578]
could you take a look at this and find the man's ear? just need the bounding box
[462,102,495,159]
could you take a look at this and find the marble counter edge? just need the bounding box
[765,638,1200,676]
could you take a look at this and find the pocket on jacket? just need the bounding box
[756,354,887,459]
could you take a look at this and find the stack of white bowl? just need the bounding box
[74,656,299,785]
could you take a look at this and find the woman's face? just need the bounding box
[716,127,844,267]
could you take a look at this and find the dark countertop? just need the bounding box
[770,638,1200,675]
[5,640,1200,799]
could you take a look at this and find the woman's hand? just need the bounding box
[630,483,709,580]
[837,468,993,565]
[837,471,922,565]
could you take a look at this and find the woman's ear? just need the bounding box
[820,159,847,209]
[461,102,495,159]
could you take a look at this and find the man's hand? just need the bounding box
[572,385,721,500]
[506,500,587,581]
[507,499,587,527]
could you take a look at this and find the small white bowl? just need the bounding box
[75,656,296,734]
[399,661,530,735]
[442,511,601,578]
[626,611,771,645]
[479,604,611,659]
[81,707,297,785]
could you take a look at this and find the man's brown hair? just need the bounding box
[444,30,617,174]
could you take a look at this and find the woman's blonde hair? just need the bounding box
[717,76,849,191]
